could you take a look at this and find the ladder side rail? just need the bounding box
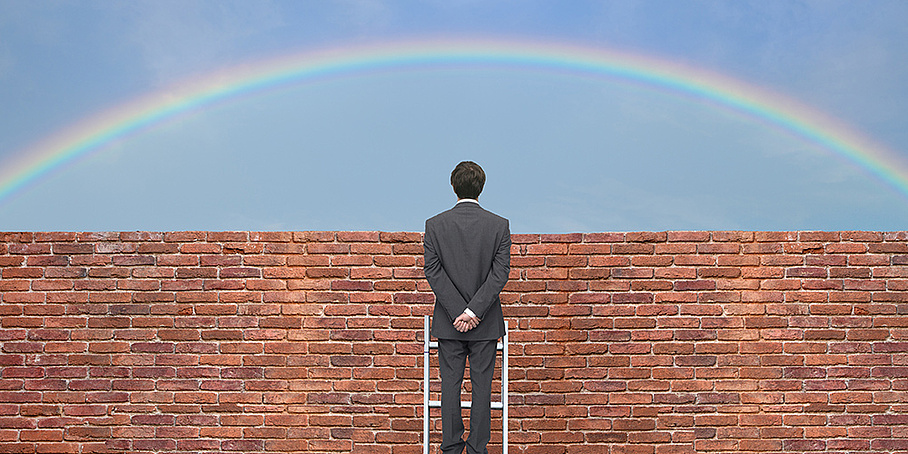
[502,328,508,453]
[423,315,430,454]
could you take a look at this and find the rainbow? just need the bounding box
[2,38,907,202]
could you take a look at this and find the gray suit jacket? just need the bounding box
[424,201,510,340]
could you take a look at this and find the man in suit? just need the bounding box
[424,161,511,454]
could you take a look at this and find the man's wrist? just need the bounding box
[463,308,476,318]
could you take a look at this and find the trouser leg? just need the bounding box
[466,339,497,454]
[438,339,467,454]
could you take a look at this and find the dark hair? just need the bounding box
[450,161,486,199]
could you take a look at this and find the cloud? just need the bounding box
[699,2,908,125]
[117,0,285,83]
[0,41,12,79]
[0,2,66,79]
[332,0,394,31]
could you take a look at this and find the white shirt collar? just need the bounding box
[456,198,480,205]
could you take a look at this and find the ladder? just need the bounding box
[423,315,508,454]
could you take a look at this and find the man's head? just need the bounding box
[450,161,486,200]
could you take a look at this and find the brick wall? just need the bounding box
[1,230,907,454]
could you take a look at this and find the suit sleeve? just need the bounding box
[466,220,511,319]
[423,220,469,321]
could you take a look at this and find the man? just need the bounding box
[423,161,511,454]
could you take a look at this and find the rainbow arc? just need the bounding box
[1,39,906,201]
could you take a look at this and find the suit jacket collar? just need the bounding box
[455,199,480,209]
[453,203,482,213]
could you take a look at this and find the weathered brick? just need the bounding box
[0,229,905,453]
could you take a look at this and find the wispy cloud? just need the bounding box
[0,42,12,79]
[332,0,394,31]
[117,0,285,83]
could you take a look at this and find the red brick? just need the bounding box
[379,232,421,243]
[668,231,710,242]
[1,229,906,452]
[527,243,568,255]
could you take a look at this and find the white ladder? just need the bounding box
[423,315,508,454]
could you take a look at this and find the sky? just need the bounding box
[1,0,907,233]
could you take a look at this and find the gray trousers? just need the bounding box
[438,338,497,454]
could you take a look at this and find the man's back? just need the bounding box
[424,161,510,454]
[424,201,510,340]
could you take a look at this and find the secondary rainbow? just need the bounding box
[2,39,906,202]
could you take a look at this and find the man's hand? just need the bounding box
[453,312,481,333]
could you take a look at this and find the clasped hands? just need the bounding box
[453,312,481,333]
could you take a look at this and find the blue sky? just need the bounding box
[1,0,907,233]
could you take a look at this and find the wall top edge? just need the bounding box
[1,230,907,243]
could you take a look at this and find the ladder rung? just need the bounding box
[428,400,504,409]
[426,341,504,350]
